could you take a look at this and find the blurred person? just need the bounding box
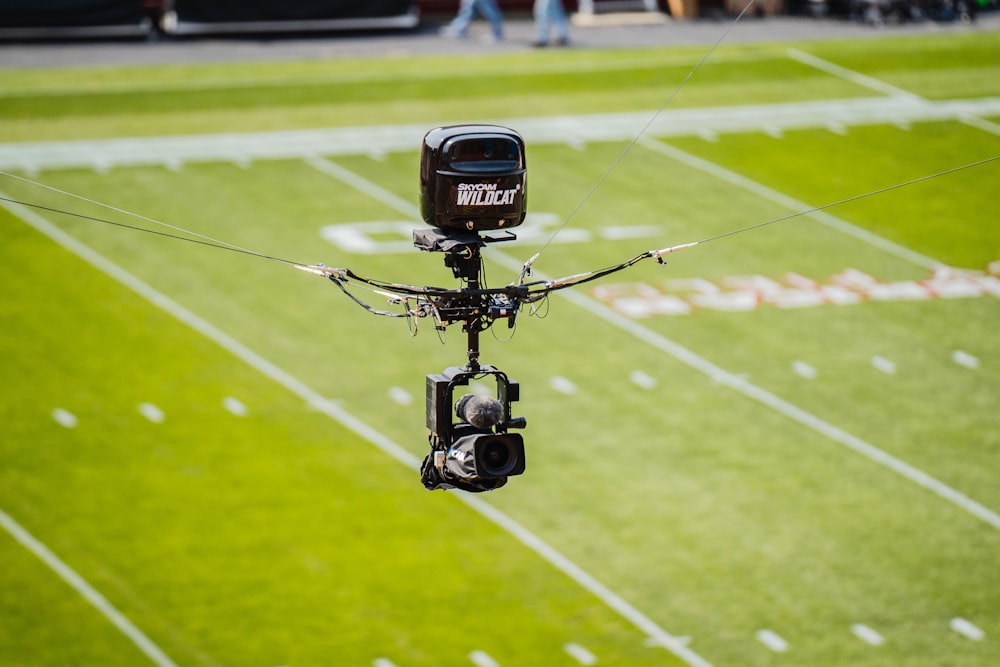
[533,0,570,47]
[440,0,505,41]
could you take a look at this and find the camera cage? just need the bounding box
[425,365,523,443]
[422,364,526,492]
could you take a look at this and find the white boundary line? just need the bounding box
[786,48,924,102]
[302,159,1000,534]
[1,193,714,667]
[786,48,1000,137]
[5,95,1000,171]
[637,136,943,270]
[0,508,179,667]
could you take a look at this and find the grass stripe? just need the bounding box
[0,509,178,667]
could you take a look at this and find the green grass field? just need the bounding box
[1,27,999,667]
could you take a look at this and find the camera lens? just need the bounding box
[482,439,511,470]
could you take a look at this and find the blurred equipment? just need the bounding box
[0,0,153,39]
[157,0,418,35]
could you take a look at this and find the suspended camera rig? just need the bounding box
[294,124,697,492]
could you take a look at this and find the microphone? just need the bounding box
[455,394,504,429]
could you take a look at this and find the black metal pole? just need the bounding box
[465,244,481,372]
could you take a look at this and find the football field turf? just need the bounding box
[1,27,999,667]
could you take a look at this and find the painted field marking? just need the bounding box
[3,195,717,667]
[638,137,942,271]
[786,48,925,102]
[851,623,885,646]
[826,121,848,135]
[52,407,78,428]
[959,113,1000,137]
[7,96,1000,172]
[871,355,897,375]
[792,360,817,379]
[536,267,1000,533]
[138,402,165,424]
[755,629,789,652]
[630,369,658,390]
[950,617,986,641]
[786,48,1000,138]
[303,159,1000,539]
[388,386,413,405]
[564,642,598,665]
[0,508,179,667]
[469,649,500,667]
[222,396,248,416]
[372,659,397,667]
[551,376,578,395]
[646,635,691,647]
[952,350,980,369]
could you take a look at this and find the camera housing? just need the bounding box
[421,365,526,492]
[420,125,527,232]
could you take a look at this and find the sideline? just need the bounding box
[0,508,179,667]
[0,193,714,667]
[4,95,1000,171]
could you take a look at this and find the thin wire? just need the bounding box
[693,153,1000,247]
[0,168,261,256]
[524,0,757,271]
[0,194,305,267]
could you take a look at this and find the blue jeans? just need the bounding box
[448,0,504,39]
[534,0,569,43]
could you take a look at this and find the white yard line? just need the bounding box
[564,642,599,665]
[638,136,943,270]
[950,617,986,641]
[871,355,897,375]
[630,369,658,390]
[851,623,886,646]
[2,193,715,667]
[550,376,579,395]
[786,48,1000,137]
[755,629,789,652]
[786,48,925,102]
[792,360,818,379]
[5,96,1000,171]
[222,396,249,416]
[52,407,78,428]
[468,650,500,667]
[138,402,166,424]
[952,350,980,369]
[388,386,413,405]
[0,508,179,667]
[298,161,1000,534]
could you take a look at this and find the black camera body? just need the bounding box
[421,365,526,492]
[419,125,527,232]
